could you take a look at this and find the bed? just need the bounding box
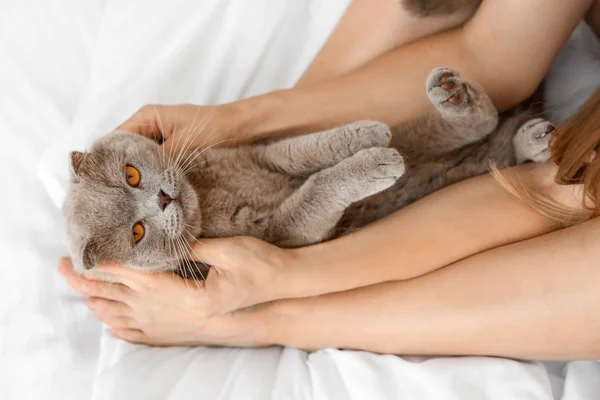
[2,1,600,399]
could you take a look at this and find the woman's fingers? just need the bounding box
[111,328,149,344]
[87,297,131,317]
[116,104,169,143]
[95,264,156,289]
[58,257,74,276]
[59,257,140,291]
[64,272,133,302]
[87,298,137,329]
[96,315,136,330]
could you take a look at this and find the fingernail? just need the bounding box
[58,257,70,267]
[80,282,91,294]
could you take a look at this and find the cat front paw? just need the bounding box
[353,147,405,195]
[513,118,555,163]
[342,120,392,150]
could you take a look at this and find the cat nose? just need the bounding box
[158,189,173,211]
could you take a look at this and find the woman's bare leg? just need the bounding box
[297,0,478,86]
[265,216,600,359]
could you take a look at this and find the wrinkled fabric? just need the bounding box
[3,1,600,399]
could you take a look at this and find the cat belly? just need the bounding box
[192,160,304,239]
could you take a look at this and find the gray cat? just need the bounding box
[64,68,553,276]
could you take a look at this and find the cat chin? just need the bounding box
[178,182,202,238]
[124,263,178,273]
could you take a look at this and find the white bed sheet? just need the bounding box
[1,3,105,400]
[2,1,600,399]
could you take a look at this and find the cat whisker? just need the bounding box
[174,124,223,174]
[173,235,198,284]
[175,121,239,173]
[172,108,216,170]
[182,223,206,246]
[162,108,176,169]
[178,225,207,279]
[179,113,221,163]
[130,111,165,168]
[173,237,193,284]
[172,236,192,289]
[179,229,209,282]
[181,225,203,244]
[176,236,204,288]
[168,239,178,273]
[170,106,205,170]
[178,138,236,175]
[151,105,168,168]
[169,236,181,267]
[171,106,218,171]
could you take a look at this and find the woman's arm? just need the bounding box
[77,200,600,358]
[120,0,588,149]
[268,162,583,301]
[256,214,600,359]
[58,162,583,322]
[231,0,590,142]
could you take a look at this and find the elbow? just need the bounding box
[496,75,542,112]
[460,36,545,112]
[471,65,543,113]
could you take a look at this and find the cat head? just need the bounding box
[63,131,201,274]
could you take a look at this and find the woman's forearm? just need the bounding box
[228,0,588,143]
[257,216,600,359]
[270,162,583,301]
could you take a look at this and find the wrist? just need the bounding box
[221,300,299,348]
[271,240,372,299]
[265,246,317,302]
[222,90,290,145]
[259,299,305,348]
[253,245,303,305]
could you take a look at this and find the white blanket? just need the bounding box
[2,1,600,399]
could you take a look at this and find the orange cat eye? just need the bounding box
[132,222,145,244]
[125,165,141,187]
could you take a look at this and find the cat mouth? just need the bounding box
[166,202,185,237]
[176,180,202,238]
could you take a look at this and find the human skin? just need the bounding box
[58,162,600,359]
[59,0,600,358]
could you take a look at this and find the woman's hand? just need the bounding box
[57,236,295,345]
[117,104,246,152]
[187,236,296,315]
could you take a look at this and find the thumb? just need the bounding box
[189,237,240,266]
[161,135,180,154]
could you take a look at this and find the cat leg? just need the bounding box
[263,120,392,176]
[425,67,499,150]
[267,147,405,247]
[513,118,555,163]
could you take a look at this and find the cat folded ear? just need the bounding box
[69,235,98,273]
[69,151,87,182]
[80,237,99,271]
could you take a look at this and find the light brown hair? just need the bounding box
[493,86,600,224]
